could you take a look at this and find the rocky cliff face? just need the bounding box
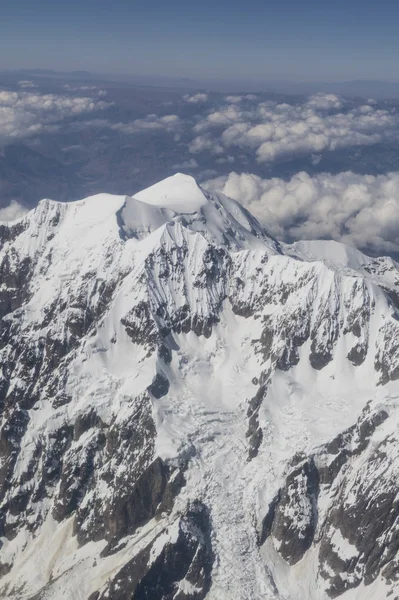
[1,174,399,599]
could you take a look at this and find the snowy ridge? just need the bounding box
[1,174,399,599]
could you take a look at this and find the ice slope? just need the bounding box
[1,174,399,599]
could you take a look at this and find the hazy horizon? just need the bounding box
[3,0,399,82]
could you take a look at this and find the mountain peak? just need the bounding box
[122,173,279,251]
[2,172,399,599]
[133,173,208,213]
[9,173,277,253]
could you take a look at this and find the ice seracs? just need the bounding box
[1,173,399,599]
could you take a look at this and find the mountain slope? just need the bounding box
[1,174,399,599]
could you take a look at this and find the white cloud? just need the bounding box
[188,134,224,155]
[18,80,37,89]
[192,105,243,133]
[225,95,243,104]
[190,94,399,163]
[172,158,199,169]
[0,200,28,222]
[0,90,111,141]
[64,84,98,92]
[311,153,322,165]
[64,85,107,97]
[216,155,235,164]
[203,170,399,255]
[183,93,209,104]
[306,93,343,110]
[224,94,257,103]
[111,114,181,134]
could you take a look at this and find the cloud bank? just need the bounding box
[18,80,37,89]
[111,114,181,134]
[189,93,399,162]
[0,90,111,141]
[183,93,209,104]
[203,170,399,255]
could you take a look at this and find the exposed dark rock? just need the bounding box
[318,433,399,596]
[148,373,170,399]
[0,220,27,252]
[0,561,12,578]
[254,317,274,363]
[309,342,333,370]
[347,343,367,366]
[260,458,320,565]
[96,501,214,600]
[121,301,159,351]
[0,253,32,318]
[259,493,280,546]
[259,404,394,596]
[308,288,341,370]
[52,431,105,522]
[384,287,399,314]
[158,344,172,365]
[0,408,30,505]
[101,458,170,546]
[73,409,106,441]
[246,383,267,459]
[375,321,399,385]
[68,393,185,553]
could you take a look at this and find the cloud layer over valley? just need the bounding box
[204,170,399,255]
[0,90,111,141]
[190,93,399,163]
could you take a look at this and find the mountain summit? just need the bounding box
[1,174,399,599]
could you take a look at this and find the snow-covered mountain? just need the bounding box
[1,173,399,599]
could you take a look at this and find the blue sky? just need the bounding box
[2,0,399,81]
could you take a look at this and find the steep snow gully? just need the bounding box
[1,174,399,599]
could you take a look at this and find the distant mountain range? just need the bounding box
[5,68,399,97]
